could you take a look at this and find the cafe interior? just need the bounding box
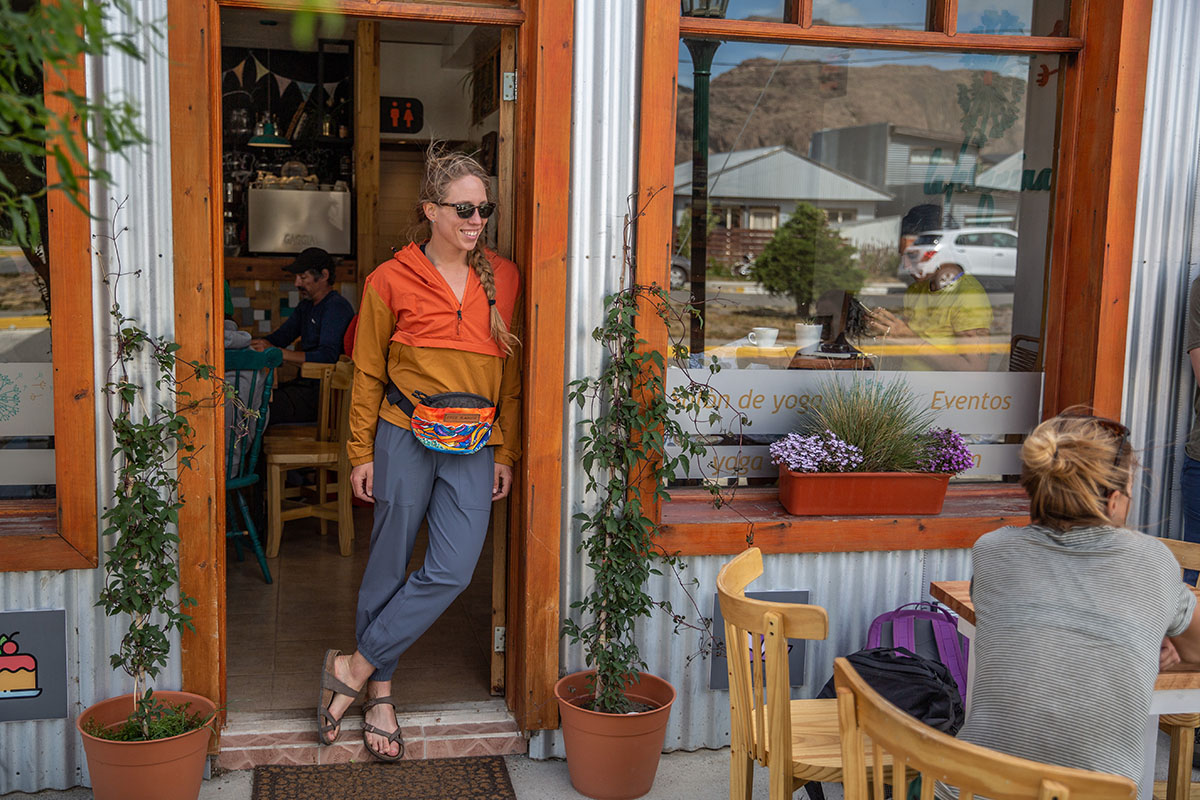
[218,8,506,717]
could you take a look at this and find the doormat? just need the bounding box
[251,756,517,800]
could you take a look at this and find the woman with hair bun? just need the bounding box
[956,411,1200,785]
[314,146,521,760]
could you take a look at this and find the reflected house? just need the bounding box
[809,122,1019,233]
[672,145,893,265]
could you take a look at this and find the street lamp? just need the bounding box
[681,0,728,360]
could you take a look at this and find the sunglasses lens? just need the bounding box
[452,203,497,219]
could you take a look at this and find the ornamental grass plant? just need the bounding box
[769,376,973,476]
[810,376,937,472]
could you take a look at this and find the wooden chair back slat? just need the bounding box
[716,547,830,776]
[1158,537,1200,576]
[834,658,1137,800]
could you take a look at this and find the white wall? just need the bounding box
[379,42,473,141]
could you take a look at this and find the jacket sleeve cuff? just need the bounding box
[494,450,518,467]
[348,452,374,467]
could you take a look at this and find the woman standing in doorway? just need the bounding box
[316,147,521,761]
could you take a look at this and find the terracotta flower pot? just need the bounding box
[77,691,215,800]
[778,467,951,515]
[554,670,676,800]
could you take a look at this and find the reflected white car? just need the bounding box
[900,228,1017,289]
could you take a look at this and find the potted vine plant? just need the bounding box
[557,199,739,800]
[769,375,974,516]
[74,211,226,800]
[1,6,223,799]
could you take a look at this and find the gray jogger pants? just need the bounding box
[355,419,494,682]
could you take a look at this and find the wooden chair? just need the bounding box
[717,546,846,800]
[1156,538,1200,800]
[224,347,282,583]
[263,358,354,558]
[1009,334,1040,372]
[833,656,1137,800]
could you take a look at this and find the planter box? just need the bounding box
[778,467,951,516]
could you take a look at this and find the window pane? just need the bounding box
[671,41,1059,484]
[0,35,55,500]
[720,1,786,22]
[813,0,927,30]
[957,0,1070,36]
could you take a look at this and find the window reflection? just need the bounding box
[718,0,785,22]
[957,0,1069,37]
[671,41,1060,483]
[0,35,55,500]
[812,0,926,30]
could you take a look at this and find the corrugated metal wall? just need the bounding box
[1124,0,1200,541]
[0,1,179,791]
[530,0,976,756]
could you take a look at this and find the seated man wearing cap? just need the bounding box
[249,247,355,423]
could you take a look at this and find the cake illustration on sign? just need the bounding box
[0,632,41,699]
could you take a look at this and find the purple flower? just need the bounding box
[770,431,864,473]
[919,428,974,474]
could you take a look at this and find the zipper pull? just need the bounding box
[456,307,462,335]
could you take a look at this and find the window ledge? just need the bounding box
[658,484,1029,555]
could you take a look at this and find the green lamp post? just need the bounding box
[681,0,728,361]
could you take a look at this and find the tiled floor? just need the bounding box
[225,504,497,715]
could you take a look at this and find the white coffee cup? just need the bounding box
[747,326,779,347]
[794,322,823,353]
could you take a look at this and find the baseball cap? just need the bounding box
[284,247,333,275]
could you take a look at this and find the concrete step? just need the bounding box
[216,700,526,769]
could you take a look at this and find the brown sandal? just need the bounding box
[361,696,405,762]
[317,649,361,745]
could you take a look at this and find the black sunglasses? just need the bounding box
[439,201,496,219]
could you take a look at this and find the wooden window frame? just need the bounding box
[2,56,99,572]
[636,0,1153,555]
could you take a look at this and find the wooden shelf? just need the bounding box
[657,484,1030,555]
[225,256,357,282]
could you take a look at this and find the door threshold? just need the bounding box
[218,698,525,769]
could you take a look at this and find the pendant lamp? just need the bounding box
[248,50,290,149]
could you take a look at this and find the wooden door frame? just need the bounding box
[167,0,571,735]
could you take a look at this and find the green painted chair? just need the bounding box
[224,347,282,583]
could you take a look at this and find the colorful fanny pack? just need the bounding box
[385,381,495,455]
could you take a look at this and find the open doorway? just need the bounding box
[218,7,514,723]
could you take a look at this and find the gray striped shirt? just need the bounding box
[958,524,1195,782]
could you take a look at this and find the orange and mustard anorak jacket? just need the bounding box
[347,242,522,467]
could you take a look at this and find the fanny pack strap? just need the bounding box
[384,380,417,417]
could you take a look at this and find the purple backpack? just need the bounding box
[867,601,969,698]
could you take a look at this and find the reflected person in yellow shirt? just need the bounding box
[867,263,993,371]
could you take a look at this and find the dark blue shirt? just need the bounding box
[265,291,355,363]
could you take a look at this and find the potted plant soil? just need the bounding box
[75,215,222,800]
[770,376,974,515]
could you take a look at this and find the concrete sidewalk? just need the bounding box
[0,736,1187,799]
[4,749,773,800]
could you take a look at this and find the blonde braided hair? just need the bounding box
[414,145,518,355]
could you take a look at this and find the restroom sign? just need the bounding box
[380,96,424,134]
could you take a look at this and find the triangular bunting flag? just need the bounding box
[325,82,340,104]
[233,58,246,84]
[275,74,292,94]
[253,56,269,81]
[294,80,315,99]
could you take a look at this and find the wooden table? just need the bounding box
[930,580,1200,800]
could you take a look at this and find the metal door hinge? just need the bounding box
[502,72,517,101]
[493,626,506,653]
